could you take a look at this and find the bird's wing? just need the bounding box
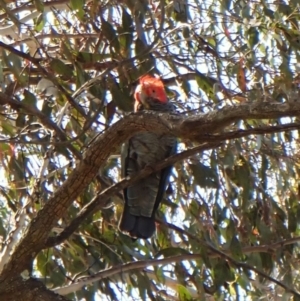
[119,133,176,238]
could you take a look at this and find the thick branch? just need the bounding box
[1,101,300,291]
[178,101,300,138]
[2,277,70,301]
[44,120,300,248]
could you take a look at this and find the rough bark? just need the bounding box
[1,100,300,298]
[0,277,70,301]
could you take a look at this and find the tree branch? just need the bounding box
[53,253,213,295]
[0,92,81,159]
[2,276,71,301]
[44,141,222,248]
[0,41,87,118]
[53,246,300,297]
[178,101,300,138]
[158,221,300,297]
[205,122,300,141]
[0,41,42,64]
[1,101,300,292]
[44,120,300,248]
[51,221,300,297]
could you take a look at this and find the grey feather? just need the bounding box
[119,98,177,239]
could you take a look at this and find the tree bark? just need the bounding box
[1,100,300,297]
[0,277,70,301]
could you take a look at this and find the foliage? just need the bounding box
[0,0,300,300]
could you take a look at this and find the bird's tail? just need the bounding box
[119,204,156,239]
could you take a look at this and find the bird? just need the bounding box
[119,75,177,239]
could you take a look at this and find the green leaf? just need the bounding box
[195,72,217,101]
[23,89,37,107]
[154,266,165,284]
[36,250,52,275]
[50,58,74,79]
[1,120,16,136]
[155,247,190,258]
[2,51,28,85]
[119,7,134,57]
[237,273,251,291]
[173,2,188,22]
[278,3,292,16]
[260,252,273,273]
[101,18,120,52]
[213,260,235,287]
[0,1,20,30]
[109,79,132,111]
[225,217,235,241]
[247,27,259,48]
[135,38,155,72]
[189,199,200,216]
[221,0,232,11]
[177,284,192,301]
[70,0,84,19]
[35,13,46,32]
[0,59,3,83]
[0,213,6,238]
[60,41,74,61]
[74,63,88,87]
[263,7,274,19]
[74,51,111,63]
[101,228,115,243]
[41,99,53,117]
[190,163,218,188]
[122,8,133,32]
[222,147,235,167]
[137,273,149,300]
[288,205,297,233]
[231,156,251,201]
[229,236,244,260]
[34,0,44,12]
[279,25,300,50]
[15,114,26,127]
[241,4,251,19]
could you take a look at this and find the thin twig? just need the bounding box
[159,221,300,297]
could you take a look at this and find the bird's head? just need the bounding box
[134,75,167,111]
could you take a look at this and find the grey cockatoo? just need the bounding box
[119,75,177,239]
